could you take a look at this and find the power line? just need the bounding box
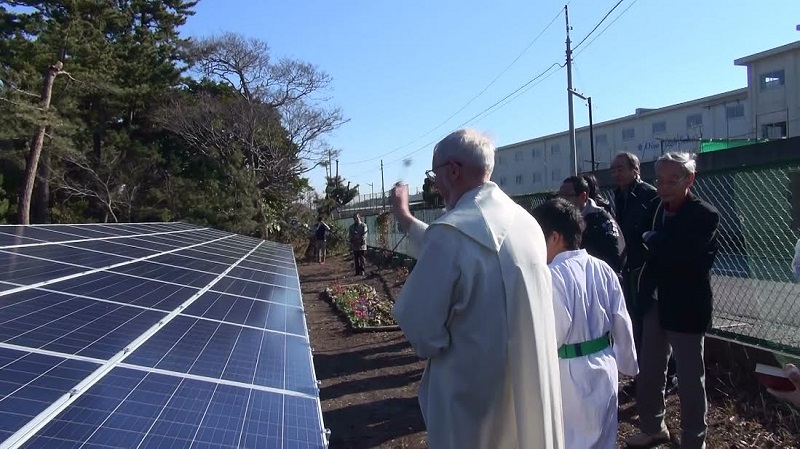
[453,64,564,131]
[341,6,565,166]
[374,62,563,169]
[573,0,625,51]
[574,0,640,57]
[467,64,565,126]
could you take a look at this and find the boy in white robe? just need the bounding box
[532,198,638,449]
[389,129,564,449]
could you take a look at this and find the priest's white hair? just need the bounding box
[433,129,495,176]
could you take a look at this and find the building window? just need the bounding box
[499,177,507,186]
[652,121,666,134]
[551,144,560,155]
[762,122,787,139]
[686,113,703,129]
[515,151,523,162]
[551,169,562,182]
[622,128,635,141]
[760,70,785,91]
[726,104,745,119]
[515,174,524,185]
[531,147,542,159]
[532,172,542,184]
[595,134,608,146]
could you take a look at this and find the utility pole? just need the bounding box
[565,4,577,176]
[380,160,386,210]
[335,159,339,178]
[327,149,332,178]
[570,89,596,172]
[587,96,594,172]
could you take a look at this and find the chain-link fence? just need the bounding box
[692,164,800,355]
[335,162,800,356]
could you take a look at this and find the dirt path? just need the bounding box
[299,254,799,449]
[300,254,428,448]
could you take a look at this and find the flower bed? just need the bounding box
[323,283,399,332]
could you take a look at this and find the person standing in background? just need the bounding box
[348,213,368,275]
[627,152,720,449]
[611,151,677,395]
[559,175,626,273]
[314,217,331,263]
[583,173,615,218]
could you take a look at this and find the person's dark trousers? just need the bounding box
[637,306,707,449]
[353,250,366,275]
[625,267,678,392]
[622,268,644,358]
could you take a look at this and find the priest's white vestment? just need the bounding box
[393,182,564,449]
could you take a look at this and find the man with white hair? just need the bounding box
[627,152,719,449]
[389,129,564,449]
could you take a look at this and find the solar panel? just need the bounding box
[0,222,327,449]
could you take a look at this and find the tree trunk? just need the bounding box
[32,146,51,223]
[17,62,61,225]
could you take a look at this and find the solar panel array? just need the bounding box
[0,222,328,449]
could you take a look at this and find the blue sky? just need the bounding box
[181,0,800,196]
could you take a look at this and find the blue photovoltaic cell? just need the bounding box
[181,291,307,336]
[0,231,41,247]
[125,316,315,394]
[22,368,324,449]
[248,254,298,271]
[108,262,219,288]
[40,225,123,239]
[196,241,254,256]
[4,245,133,268]
[0,347,99,442]
[211,277,302,307]
[148,253,234,274]
[153,232,224,247]
[0,226,81,244]
[120,222,193,233]
[53,272,199,311]
[238,259,298,276]
[0,291,166,359]
[67,224,142,236]
[113,236,186,252]
[173,248,241,265]
[65,239,161,259]
[254,244,296,258]
[0,253,88,286]
[227,265,298,287]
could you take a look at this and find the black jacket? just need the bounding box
[638,193,720,333]
[614,180,660,271]
[582,201,626,273]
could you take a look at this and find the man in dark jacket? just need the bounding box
[611,152,671,386]
[626,152,720,449]
[559,176,625,273]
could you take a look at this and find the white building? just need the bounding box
[493,41,800,195]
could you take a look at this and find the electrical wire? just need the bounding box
[341,6,565,166]
[573,0,625,51]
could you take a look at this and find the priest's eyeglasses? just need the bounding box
[425,161,461,181]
